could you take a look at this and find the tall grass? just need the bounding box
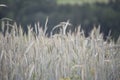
[0,18,120,80]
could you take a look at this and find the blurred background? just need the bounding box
[0,0,120,40]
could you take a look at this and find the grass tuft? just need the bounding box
[0,19,120,80]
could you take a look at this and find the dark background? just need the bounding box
[0,0,120,41]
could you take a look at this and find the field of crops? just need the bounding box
[0,18,120,80]
[57,0,109,5]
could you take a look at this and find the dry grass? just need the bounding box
[0,18,120,80]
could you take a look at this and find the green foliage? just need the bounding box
[57,0,109,5]
[0,0,120,40]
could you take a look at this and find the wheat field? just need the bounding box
[0,18,120,80]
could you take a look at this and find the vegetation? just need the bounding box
[57,0,109,5]
[0,19,120,80]
[0,0,120,40]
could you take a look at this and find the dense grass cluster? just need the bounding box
[0,19,120,80]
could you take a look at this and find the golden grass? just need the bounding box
[0,18,120,80]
